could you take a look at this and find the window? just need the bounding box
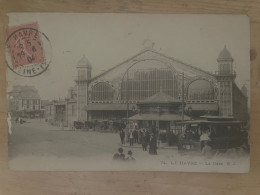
[78,69,86,80]
[90,82,114,102]
[120,68,177,101]
[188,79,214,100]
[72,105,75,116]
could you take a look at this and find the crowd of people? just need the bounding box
[119,126,158,155]
[113,148,135,162]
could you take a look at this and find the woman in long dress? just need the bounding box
[7,112,12,135]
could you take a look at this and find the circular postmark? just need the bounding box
[5,23,52,77]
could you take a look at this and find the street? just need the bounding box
[8,119,249,172]
[8,119,178,171]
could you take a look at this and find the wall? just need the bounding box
[233,83,249,121]
[67,102,77,128]
[44,104,55,124]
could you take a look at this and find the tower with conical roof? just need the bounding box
[75,55,92,121]
[216,46,236,116]
[241,85,248,97]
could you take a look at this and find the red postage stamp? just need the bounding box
[6,22,52,77]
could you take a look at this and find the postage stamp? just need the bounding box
[5,22,52,77]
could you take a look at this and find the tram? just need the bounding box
[176,116,249,151]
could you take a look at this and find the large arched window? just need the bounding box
[120,60,178,101]
[90,82,114,102]
[187,79,214,100]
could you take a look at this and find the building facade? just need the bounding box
[45,44,249,127]
[44,86,78,127]
[129,89,190,131]
[77,45,248,124]
[75,55,92,122]
[8,85,42,118]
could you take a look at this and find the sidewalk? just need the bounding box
[16,119,71,131]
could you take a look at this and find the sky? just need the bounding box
[6,13,250,100]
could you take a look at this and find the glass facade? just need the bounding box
[90,82,114,102]
[72,104,75,116]
[120,68,178,102]
[187,79,214,100]
[219,81,232,116]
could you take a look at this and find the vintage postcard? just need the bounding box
[5,13,250,172]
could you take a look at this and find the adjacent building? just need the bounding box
[8,85,42,118]
[44,87,77,127]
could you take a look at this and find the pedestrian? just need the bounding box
[113,153,120,161]
[119,130,125,144]
[153,135,158,155]
[201,141,213,158]
[133,129,138,143]
[124,130,128,146]
[138,129,142,144]
[129,130,134,146]
[200,130,211,151]
[149,134,154,154]
[149,134,157,155]
[7,112,12,135]
[118,147,125,161]
[141,129,148,151]
[126,150,135,161]
[142,135,147,151]
[145,129,150,144]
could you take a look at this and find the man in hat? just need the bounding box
[118,147,125,161]
[200,130,211,151]
[149,133,157,155]
[129,130,134,146]
[113,147,125,161]
[126,150,135,161]
[201,141,213,158]
[119,130,125,144]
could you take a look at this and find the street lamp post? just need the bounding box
[187,106,193,120]
[126,70,129,127]
[181,72,184,131]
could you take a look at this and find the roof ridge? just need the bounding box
[144,91,180,103]
[91,48,214,81]
[90,49,150,81]
[150,50,214,76]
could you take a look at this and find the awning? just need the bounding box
[185,103,218,111]
[176,120,241,125]
[129,113,190,121]
[84,103,136,111]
